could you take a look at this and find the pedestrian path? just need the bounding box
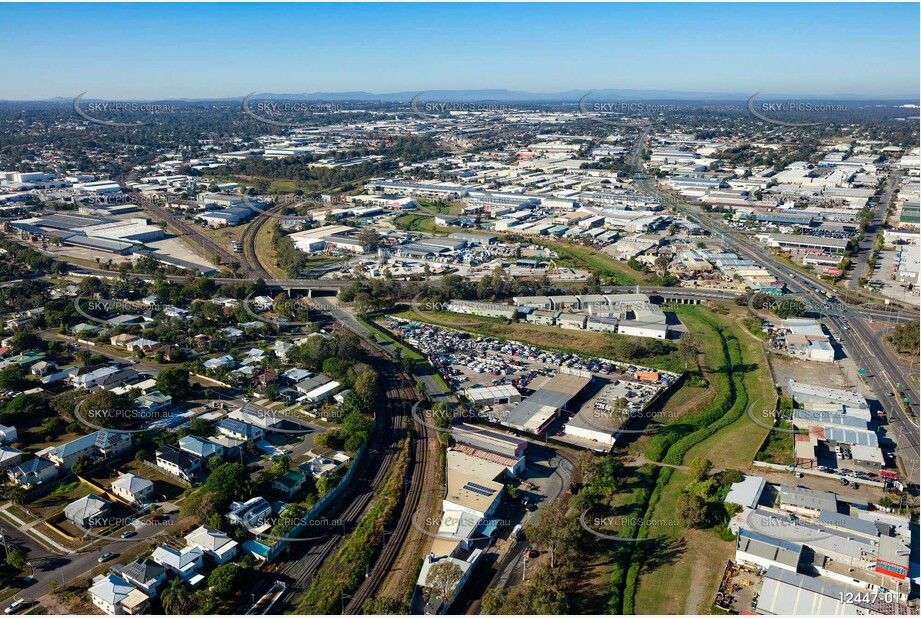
[0,502,73,554]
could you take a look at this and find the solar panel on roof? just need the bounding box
[462,481,496,496]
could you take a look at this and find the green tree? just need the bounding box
[161,578,193,615]
[677,332,699,372]
[688,457,713,482]
[676,493,708,528]
[10,331,43,352]
[203,462,253,508]
[207,563,243,595]
[4,485,25,505]
[155,366,192,400]
[5,547,26,571]
[71,455,93,476]
[522,499,580,570]
[188,417,212,437]
[424,560,464,603]
[0,365,25,391]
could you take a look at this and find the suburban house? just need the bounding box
[115,558,167,599]
[7,457,57,486]
[71,365,137,389]
[29,360,57,376]
[151,545,205,587]
[208,435,244,458]
[110,472,155,505]
[0,446,22,470]
[64,494,112,528]
[154,446,201,482]
[271,470,307,498]
[95,430,134,459]
[0,424,17,444]
[178,435,223,460]
[184,526,239,564]
[216,418,264,441]
[38,431,132,470]
[204,355,234,370]
[227,496,273,531]
[133,391,172,417]
[88,574,150,615]
[301,451,351,479]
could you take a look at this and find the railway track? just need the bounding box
[129,193,255,276]
[344,385,430,613]
[240,329,421,613]
[239,204,275,280]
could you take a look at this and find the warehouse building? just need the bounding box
[80,219,165,243]
[464,384,521,406]
[446,300,517,320]
[453,424,527,461]
[788,380,869,410]
[735,528,803,573]
[762,233,851,255]
[502,369,592,435]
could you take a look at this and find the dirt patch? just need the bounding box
[769,354,848,393]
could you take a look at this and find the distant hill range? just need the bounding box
[36,89,919,104]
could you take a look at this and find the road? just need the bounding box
[847,172,899,293]
[627,133,919,484]
[467,446,574,614]
[0,506,179,613]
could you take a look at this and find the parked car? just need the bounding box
[5,599,28,614]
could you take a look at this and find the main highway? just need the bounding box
[628,131,919,484]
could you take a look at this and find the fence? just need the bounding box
[262,421,374,563]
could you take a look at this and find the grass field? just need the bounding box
[682,311,776,469]
[252,223,287,279]
[416,199,464,215]
[531,239,652,285]
[631,303,776,614]
[389,308,684,372]
[392,214,453,235]
[28,482,94,520]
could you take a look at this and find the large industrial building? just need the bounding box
[8,214,164,254]
[288,225,370,254]
[501,369,591,435]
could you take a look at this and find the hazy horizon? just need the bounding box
[1,3,918,100]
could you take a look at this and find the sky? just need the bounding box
[0,3,918,100]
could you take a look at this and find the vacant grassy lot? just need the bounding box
[252,223,286,279]
[392,214,450,234]
[683,309,776,469]
[532,239,652,285]
[631,303,776,614]
[28,481,94,520]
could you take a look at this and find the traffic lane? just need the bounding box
[641,163,918,470]
[636,173,919,456]
[661,200,920,472]
[9,508,179,608]
[796,289,919,476]
[716,225,916,403]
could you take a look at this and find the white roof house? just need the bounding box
[89,574,150,615]
[110,473,155,505]
[726,475,767,510]
[184,525,239,564]
[151,546,205,587]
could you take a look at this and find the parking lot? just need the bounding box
[384,318,679,432]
